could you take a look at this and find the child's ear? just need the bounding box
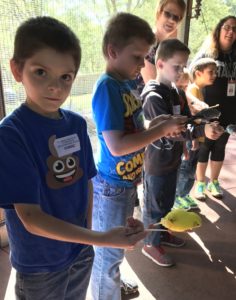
[107,44,118,59]
[156,59,163,70]
[10,59,22,82]
[195,70,201,78]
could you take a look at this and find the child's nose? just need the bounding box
[48,78,62,91]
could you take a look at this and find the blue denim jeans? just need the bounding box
[15,245,94,300]
[90,174,137,300]
[142,170,178,246]
[176,141,199,197]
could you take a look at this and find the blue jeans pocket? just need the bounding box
[93,174,125,198]
[103,184,125,197]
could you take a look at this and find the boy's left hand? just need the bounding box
[205,122,224,140]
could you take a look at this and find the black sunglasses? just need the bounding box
[163,10,181,23]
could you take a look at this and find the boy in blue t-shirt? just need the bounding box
[90,13,187,300]
[0,16,147,300]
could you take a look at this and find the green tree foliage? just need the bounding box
[188,0,231,58]
[0,0,236,77]
[225,0,236,14]
[0,0,45,101]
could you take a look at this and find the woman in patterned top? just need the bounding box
[137,0,186,93]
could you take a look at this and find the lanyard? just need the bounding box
[223,53,235,80]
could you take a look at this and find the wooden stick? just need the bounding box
[146,228,168,232]
[146,222,166,231]
[208,104,219,109]
[152,222,161,227]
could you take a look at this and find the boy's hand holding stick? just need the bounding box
[188,104,221,124]
[146,114,171,128]
[146,114,187,138]
[103,217,146,250]
[164,115,188,138]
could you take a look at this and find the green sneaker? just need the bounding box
[195,181,206,201]
[184,195,198,209]
[207,180,223,198]
[173,196,190,210]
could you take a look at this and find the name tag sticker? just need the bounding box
[54,134,81,157]
[227,81,235,97]
[173,105,181,115]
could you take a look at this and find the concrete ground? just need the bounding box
[1,135,236,300]
[121,134,236,300]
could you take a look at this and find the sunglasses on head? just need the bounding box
[163,10,181,23]
[222,24,236,33]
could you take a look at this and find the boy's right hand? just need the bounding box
[103,219,147,250]
[162,115,187,137]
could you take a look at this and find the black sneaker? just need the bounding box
[121,278,138,295]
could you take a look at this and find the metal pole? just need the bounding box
[0,66,6,120]
[0,64,7,248]
[178,0,193,45]
[184,0,193,45]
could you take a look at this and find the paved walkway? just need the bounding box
[121,134,236,300]
[1,136,236,300]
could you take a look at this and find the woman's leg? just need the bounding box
[207,132,229,198]
[196,162,208,182]
[209,160,224,181]
[195,138,213,200]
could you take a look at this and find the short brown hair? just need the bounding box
[190,58,217,79]
[13,16,81,74]
[155,39,190,63]
[102,12,155,58]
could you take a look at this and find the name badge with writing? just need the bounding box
[54,134,81,157]
[227,80,236,97]
[173,105,181,115]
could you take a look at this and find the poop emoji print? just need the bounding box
[46,134,83,189]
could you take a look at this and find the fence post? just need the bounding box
[0,65,8,248]
[178,0,193,45]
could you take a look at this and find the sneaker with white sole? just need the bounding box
[173,196,190,210]
[194,181,206,201]
[184,195,198,209]
[142,245,174,267]
[207,179,223,199]
[120,278,138,295]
